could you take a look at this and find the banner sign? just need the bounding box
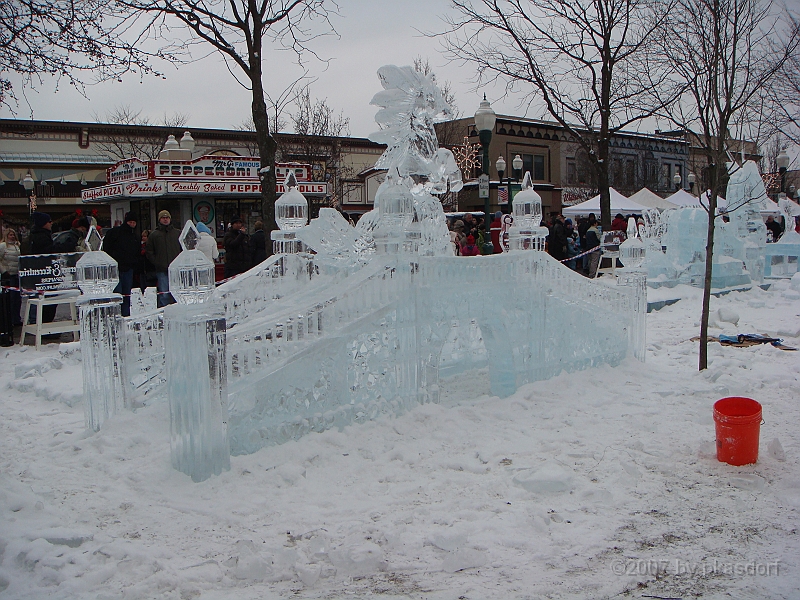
[83,180,327,202]
[18,253,83,292]
[107,158,149,184]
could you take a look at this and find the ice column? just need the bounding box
[76,226,127,431]
[271,171,308,255]
[616,218,647,361]
[508,172,548,251]
[166,221,230,482]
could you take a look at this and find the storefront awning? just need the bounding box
[81,180,328,203]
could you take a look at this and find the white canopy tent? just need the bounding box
[665,189,707,208]
[628,188,678,211]
[562,188,650,217]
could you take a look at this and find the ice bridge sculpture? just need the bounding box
[79,65,646,482]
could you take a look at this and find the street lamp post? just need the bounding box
[688,172,696,195]
[512,154,523,183]
[673,171,682,191]
[22,172,35,213]
[778,150,789,193]
[474,95,497,255]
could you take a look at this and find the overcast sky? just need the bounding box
[1,0,529,139]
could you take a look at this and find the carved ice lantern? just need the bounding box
[169,221,216,304]
[76,226,119,294]
[508,172,547,251]
[272,171,308,255]
[619,217,646,270]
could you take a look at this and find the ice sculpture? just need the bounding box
[165,221,229,482]
[765,197,800,278]
[724,161,767,283]
[76,226,127,431]
[78,65,647,477]
[508,173,548,251]
[645,162,775,289]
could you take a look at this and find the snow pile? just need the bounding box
[0,284,798,599]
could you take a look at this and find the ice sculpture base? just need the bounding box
[165,303,230,482]
[77,293,127,432]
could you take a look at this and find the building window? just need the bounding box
[661,163,670,191]
[625,159,635,187]
[534,155,545,181]
[566,159,577,184]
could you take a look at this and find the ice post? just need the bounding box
[617,217,647,361]
[271,171,308,255]
[76,226,127,431]
[165,221,229,482]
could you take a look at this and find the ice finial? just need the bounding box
[86,226,103,252]
[619,217,646,270]
[180,220,200,251]
[512,172,542,228]
[169,220,216,305]
[275,171,308,231]
[77,226,119,295]
[508,172,547,251]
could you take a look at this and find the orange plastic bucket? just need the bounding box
[713,397,762,466]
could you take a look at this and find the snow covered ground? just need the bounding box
[1,282,799,599]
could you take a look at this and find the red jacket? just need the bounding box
[490,217,502,253]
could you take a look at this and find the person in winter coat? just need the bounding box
[250,220,267,266]
[145,210,182,307]
[0,228,22,326]
[58,217,91,253]
[610,213,627,232]
[102,211,140,317]
[585,215,602,278]
[223,216,251,277]
[490,211,503,254]
[549,214,568,261]
[195,222,219,263]
[460,234,480,256]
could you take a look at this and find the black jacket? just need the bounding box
[251,229,267,266]
[549,220,568,260]
[103,223,140,271]
[223,228,252,274]
[28,226,55,254]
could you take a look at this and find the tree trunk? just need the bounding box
[250,71,278,257]
[699,184,719,371]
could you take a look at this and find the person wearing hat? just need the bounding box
[223,215,251,278]
[102,211,140,316]
[146,210,181,306]
[59,216,91,253]
[28,212,55,255]
[195,221,219,264]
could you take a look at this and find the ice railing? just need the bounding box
[224,258,405,454]
[212,252,356,327]
[225,258,399,386]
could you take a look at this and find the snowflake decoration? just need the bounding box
[452,137,480,178]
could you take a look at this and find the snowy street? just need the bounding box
[1,282,799,599]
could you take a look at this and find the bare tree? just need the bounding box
[1,0,176,111]
[116,0,336,250]
[91,105,190,160]
[441,0,678,228]
[657,0,798,370]
[285,86,353,217]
